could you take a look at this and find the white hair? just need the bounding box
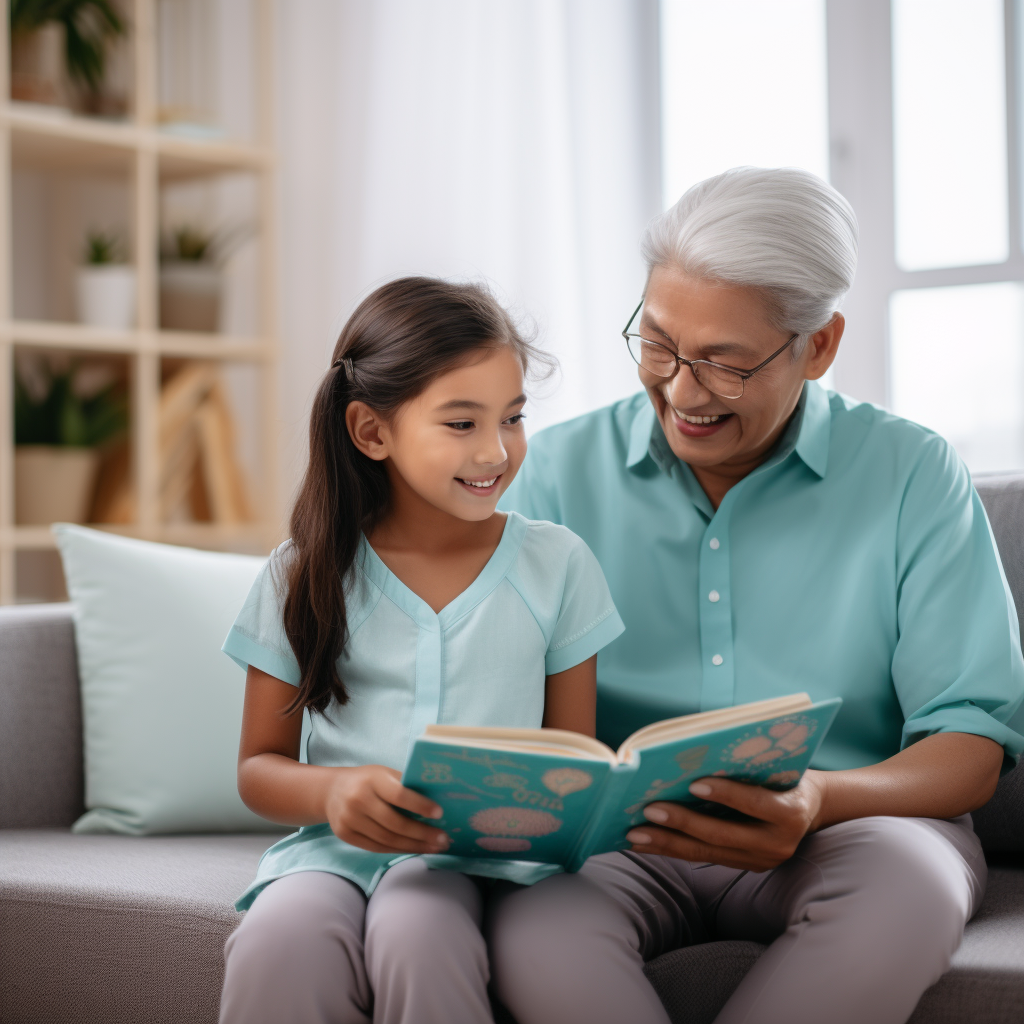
[640,167,858,350]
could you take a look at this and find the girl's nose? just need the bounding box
[474,431,507,466]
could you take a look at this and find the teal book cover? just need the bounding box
[401,696,842,874]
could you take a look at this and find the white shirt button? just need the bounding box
[712,654,724,666]
[709,538,720,550]
[708,590,720,603]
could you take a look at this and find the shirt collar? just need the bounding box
[625,381,831,480]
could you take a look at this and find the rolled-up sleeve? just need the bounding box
[892,438,1024,767]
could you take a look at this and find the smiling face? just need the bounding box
[348,345,528,523]
[638,264,841,492]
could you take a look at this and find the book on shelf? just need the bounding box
[91,360,251,526]
[402,693,842,878]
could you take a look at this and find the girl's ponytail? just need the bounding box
[281,276,552,715]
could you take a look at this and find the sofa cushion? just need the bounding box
[641,865,1024,1024]
[54,525,278,835]
[0,830,280,1024]
[973,768,1024,853]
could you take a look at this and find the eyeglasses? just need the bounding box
[622,298,798,401]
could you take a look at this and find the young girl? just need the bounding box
[218,277,624,1024]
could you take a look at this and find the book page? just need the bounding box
[617,693,812,761]
[423,724,616,763]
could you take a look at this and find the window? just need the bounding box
[660,0,829,206]
[829,0,1024,473]
[659,0,830,378]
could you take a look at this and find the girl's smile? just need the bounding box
[456,473,504,496]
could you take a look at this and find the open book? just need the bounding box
[402,693,842,876]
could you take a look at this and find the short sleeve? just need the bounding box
[544,533,625,676]
[892,438,1024,767]
[222,544,302,686]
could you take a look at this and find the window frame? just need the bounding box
[825,0,1024,406]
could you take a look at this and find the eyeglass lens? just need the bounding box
[626,336,745,400]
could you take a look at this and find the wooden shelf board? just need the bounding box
[2,521,275,552]
[8,105,136,173]
[5,321,273,361]
[5,104,272,179]
[157,134,272,180]
[157,331,273,360]
[6,320,140,353]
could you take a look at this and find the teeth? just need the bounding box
[681,413,722,424]
[462,477,497,488]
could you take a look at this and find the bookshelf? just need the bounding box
[0,0,280,604]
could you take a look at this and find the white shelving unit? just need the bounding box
[0,0,280,603]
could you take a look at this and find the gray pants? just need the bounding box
[488,814,986,1024]
[220,815,985,1024]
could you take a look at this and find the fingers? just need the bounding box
[625,825,772,871]
[684,777,798,822]
[624,777,812,871]
[376,771,444,820]
[326,765,449,855]
[341,803,450,855]
[640,800,765,852]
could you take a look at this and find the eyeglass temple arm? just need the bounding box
[738,334,800,377]
[622,297,645,337]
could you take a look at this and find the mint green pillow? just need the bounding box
[54,525,284,834]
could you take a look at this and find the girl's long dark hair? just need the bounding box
[282,276,550,715]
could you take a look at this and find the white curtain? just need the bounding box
[274,0,662,502]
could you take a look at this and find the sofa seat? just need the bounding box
[643,864,1024,1024]
[2,829,1022,1024]
[0,831,279,1024]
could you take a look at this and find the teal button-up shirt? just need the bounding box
[501,382,1024,770]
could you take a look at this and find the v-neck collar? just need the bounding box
[357,512,528,631]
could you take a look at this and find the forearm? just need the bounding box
[237,752,340,826]
[810,731,1004,831]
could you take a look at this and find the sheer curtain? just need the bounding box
[274,0,661,501]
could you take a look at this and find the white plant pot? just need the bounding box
[15,446,100,525]
[160,261,222,333]
[76,265,137,330]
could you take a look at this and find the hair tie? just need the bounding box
[332,356,355,383]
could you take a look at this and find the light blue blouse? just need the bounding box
[223,511,624,905]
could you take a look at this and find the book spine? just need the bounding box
[565,763,637,872]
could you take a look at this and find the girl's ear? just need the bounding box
[346,401,390,461]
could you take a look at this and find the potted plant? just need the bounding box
[76,229,136,329]
[159,225,228,333]
[14,359,128,525]
[10,0,127,112]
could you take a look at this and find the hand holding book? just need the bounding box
[626,764,833,872]
[401,693,842,881]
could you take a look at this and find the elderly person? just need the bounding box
[493,167,1024,1024]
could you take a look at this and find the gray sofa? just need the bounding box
[3,474,1024,1024]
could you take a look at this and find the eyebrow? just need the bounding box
[640,315,753,360]
[435,394,527,413]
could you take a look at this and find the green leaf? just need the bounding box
[11,0,127,92]
[14,361,127,448]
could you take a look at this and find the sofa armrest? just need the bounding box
[0,603,84,828]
